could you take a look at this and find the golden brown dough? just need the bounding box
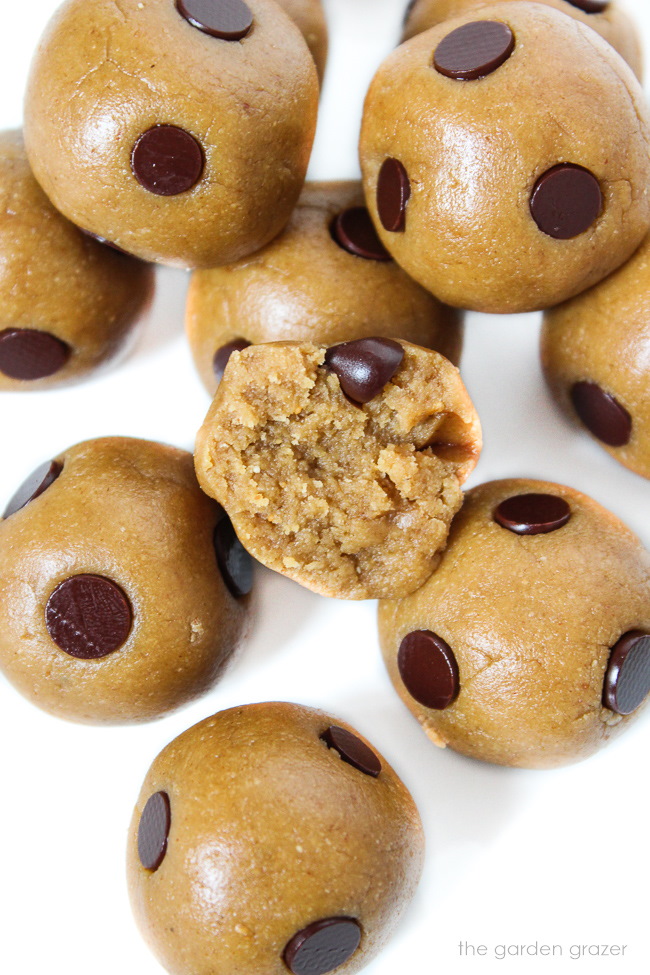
[279,0,328,83]
[0,437,251,724]
[186,181,463,396]
[24,0,319,268]
[127,702,424,975]
[541,233,650,480]
[379,479,650,769]
[360,3,650,313]
[195,340,481,600]
[402,0,643,80]
[0,130,152,389]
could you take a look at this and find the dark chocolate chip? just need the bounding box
[494,493,571,535]
[45,574,133,659]
[214,515,254,598]
[434,21,515,80]
[376,158,410,233]
[284,918,362,975]
[131,125,204,196]
[331,208,391,262]
[3,460,63,520]
[398,630,459,710]
[324,337,404,404]
[530,164,602,239]
[0,328,70,380]
[570,381,632,448]
[603,631,650,715]
[212,338,251,380]
[321,726,382,778]
[176,0,253,39]
[81,228,131,256]
[138,792,171,871]
[567,0,608,12]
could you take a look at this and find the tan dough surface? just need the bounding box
[360,3,650,313]
[0,437,248,724]
[127,702,424,975]
[279,0,328,83]
[186,180,463,396]
[0,130,152,390]
[195,341,481,600]
[379,479,650,769]
[541,232,650,480]
[402,0,643,79]
[24,0,319,268]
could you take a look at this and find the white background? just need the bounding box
[1,1,649,973]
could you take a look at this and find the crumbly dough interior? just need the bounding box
[196,343,480,599]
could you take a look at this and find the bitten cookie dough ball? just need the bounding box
[360,3,650,313]
[379,479,650,769]
[0,130,152,389]
[280,0,328,83]
[0,437,252,723]
[195,339,481,600]
[402,0,643,80]
[24,0,319,268]
[541,233,650,480]
[128,702,424,975]
[186,181,463,396]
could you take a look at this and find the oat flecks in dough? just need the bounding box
[195,341,481,600]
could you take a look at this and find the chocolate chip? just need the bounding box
[434,21,515,80]
[131,125,204,196]
[176,0,253,39]
[81,228,131,255]
[0,328,70,380]
[138,792,171,871]
[212,338,251,380]
[324,337,404,404]
[530,164,602,239]
[331,208,391,262]
[3,460,63,520]
[603,631,650,715]
[494,493,571,536]
[284,918,362,975]
[214,515,253,598]
[567,0,608,12]
[45,574,133,659]
[570,381,632,448]
[376,158,410,233]
[398,630,459,710]
[321,726,382,778]
[403,0,419,24]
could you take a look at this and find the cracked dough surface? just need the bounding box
[378,478,650,768]
[195,341,481,600]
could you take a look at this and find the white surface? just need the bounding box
[0,2,649,974]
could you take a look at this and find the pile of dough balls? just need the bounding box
[4,1,650,975]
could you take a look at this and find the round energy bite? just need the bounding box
[0,437,251,723]
[360,3,650,313]
[186,181,463,395]
[0,130,152,389]
[127,702,424,975]
[378,479,650,768]
[279,0,328,83]
[24,0,319,268]
[195,339,481,600]
[401,0,643,80]
[541,232,650,480]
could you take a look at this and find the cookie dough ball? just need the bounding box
[541,233,650,480]
[186,181,463,396]
[0,130,152,389]
[195,339,481,600]
[379,479,650,769]
[24,0,319,269]
[360,3,650,313]
[0,437,252,724]
[402,0,643,80]
[128,702,424,975]
[279,0,328,83]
